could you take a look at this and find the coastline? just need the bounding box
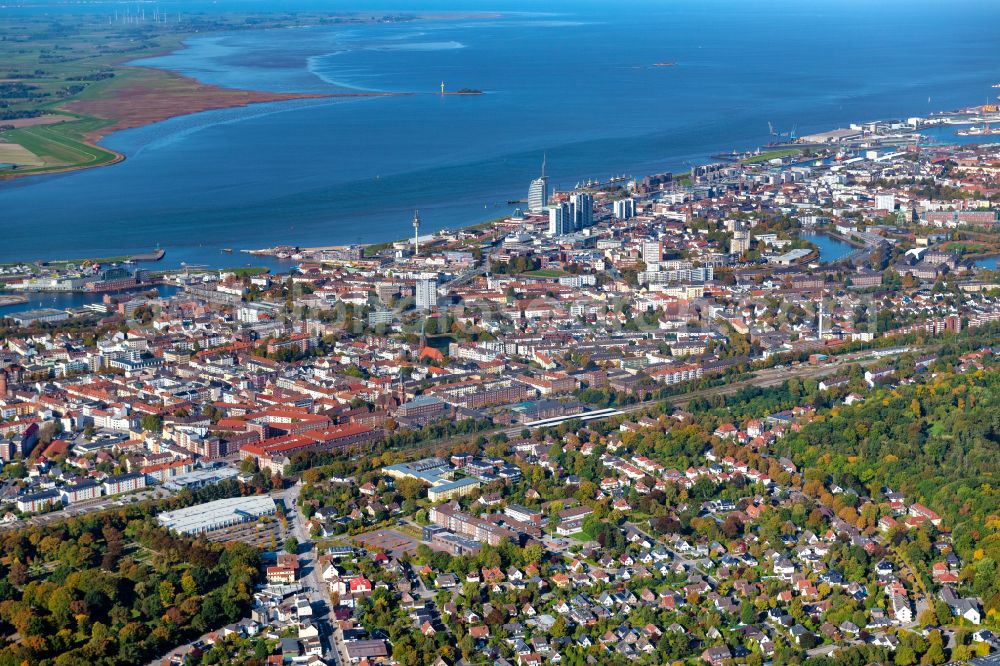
[0,8,498,182]
[1,68,411,182]
[3,9,998,269]
[0,11,442,182]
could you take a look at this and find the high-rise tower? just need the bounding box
[548,201,573,236]
[569,192,593,230]
[527,154,550,212]
[412,210,421,255]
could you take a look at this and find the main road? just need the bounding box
[273,480,342,666]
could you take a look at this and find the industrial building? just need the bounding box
[157,495,277,535]
[9,308,70,326]
[162,465,239,492]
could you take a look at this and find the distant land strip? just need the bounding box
[63,67,411,140]
[0,11,444,181]
[0,69,410,181]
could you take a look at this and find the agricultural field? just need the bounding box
[1,115,120,173]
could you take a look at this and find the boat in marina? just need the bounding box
[956,124,999,136]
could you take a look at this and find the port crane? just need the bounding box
[768,121,797,141]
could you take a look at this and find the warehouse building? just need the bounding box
[157,495,277,535]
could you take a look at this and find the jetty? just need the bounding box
[129,249,166,262]
[0,295,29,307]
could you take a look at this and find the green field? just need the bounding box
[944,241,990,255]
[2,117,119,174]
[523,268,569,278]
[221,266,271,277]
[741,148,805,164]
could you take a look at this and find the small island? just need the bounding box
[454,88,485,95]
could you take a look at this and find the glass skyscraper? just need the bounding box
[527,155,549,212]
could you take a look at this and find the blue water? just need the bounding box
[800,232,854,264]
[920,125,1000,147]
[2,0,1000,268]
[0,285,181,315]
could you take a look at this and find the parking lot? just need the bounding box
[352,529,421,558]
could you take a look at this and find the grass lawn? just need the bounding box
[222,267,271,277]
[364,241,395,257]
[741,148,804,164]
[46,254,130,266]
[944,242,989,254]
[523,268,569,278]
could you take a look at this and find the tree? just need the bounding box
[8,561,28,587]
[895,644,917,666]
[921,633,945,665]
[397,477,425,502]
[918,608,938,627]
[239,457,258,475]
[458,633,474,660]
[284,537,299,554]
[721,514,744,539]
[180,572,198,597]
[522,544,543,566]
[159,581,176,608]
[140,414,162,433]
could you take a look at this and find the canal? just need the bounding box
[800,232,855,264]
[0,285,181,317]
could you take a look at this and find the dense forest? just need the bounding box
[770,368,1000,621]
[0,499,262,665]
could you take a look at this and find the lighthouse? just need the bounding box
[440,81,445,95]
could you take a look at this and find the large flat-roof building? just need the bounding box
[384,457,452,485]
[157,495,277,535]
[384,457,481,502]
[771,248,813,266]
[427,477,481,502]
[9,308,70,326]
[162,466,239,492]
[344,639,388,663]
